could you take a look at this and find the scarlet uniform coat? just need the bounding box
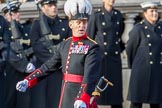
[26,35,101,108]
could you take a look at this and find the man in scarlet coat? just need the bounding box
[16,0,101,108]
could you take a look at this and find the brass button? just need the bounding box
[0,26,1,29]
[160,61,162,64]
[149,52,152,55]
[25,33,28,36]
[140,21,143,24]
[147,35,150,38]
[104,42,107,45]
[62,28,65,31]
[49,49,52,53]
[117,22,119,25]
[148,43,151,46]
[67,61,69,64]
[116,32,119,35]
[104,52,108,55]
[149,61,153,64]
[66,66,68,69]
[115,41,118,44]
[103,32,107,35]
[102,22,106,26]
[145,26,148,29]
[115,51,118,55]
[98,9,101,12]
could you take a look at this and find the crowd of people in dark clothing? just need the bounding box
[0,0,162,108]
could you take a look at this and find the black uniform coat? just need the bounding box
[87,7,124,105]
[126,19,162,103]
[26,35,100,108]
[7,21,30,72]
[4,20,32,108]
[29,14,71,108]
[0,15,10,108]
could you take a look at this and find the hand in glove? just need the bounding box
[74,100,87,108]
[25,63,35,73]
[16,79,29,92]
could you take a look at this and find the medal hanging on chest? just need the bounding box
[71,41,89,54]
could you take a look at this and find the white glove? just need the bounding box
[25,63,35,73]
[74,100,86,108]
[16,79,29,92]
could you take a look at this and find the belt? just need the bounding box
[63,73,83,83]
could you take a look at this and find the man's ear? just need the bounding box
[69,20,73,29]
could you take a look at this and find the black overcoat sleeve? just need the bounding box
[126,26,141,68]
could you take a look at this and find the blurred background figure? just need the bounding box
[16,0,100,108]
[0,0,5,3]
[29,0,71,108]
[0,14,10,108]
[87,0,124,108]
[1,1,35,108]
[126,1,162,108]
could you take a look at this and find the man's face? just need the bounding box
[41,3,57,18]
[144,8,159,24]
[5,10,20,22]
[69,19,88,37]
[102,0,115,6]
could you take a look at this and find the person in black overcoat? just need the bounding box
[126,1,162,108]
[87,0,124,108]
[16,0,101,108]
[29,0,71,108]
[0,15,10,108]
[1,1,35,108]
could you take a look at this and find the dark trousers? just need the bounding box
[130,103,160,108]
[4,66,30,108]
[111,104,123,108]
[30,71,62,108]
[0,72,4,108]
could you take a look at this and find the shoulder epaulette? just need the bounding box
[34,18,39,22]
[60,16,68,20]
[139,20,144,25]
[87,36,97,44]
[65,37,72,41]
[94,8,101,13]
